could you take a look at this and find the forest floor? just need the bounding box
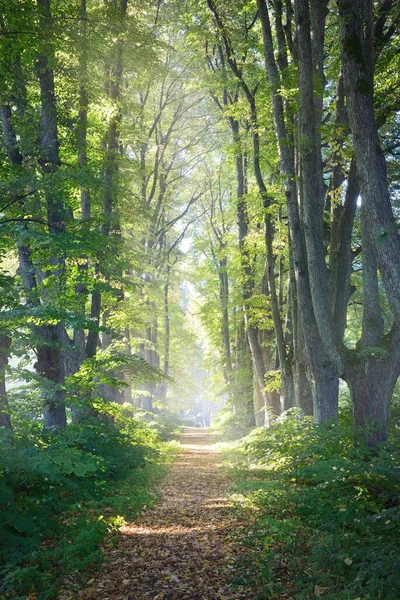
[75,428,253,600]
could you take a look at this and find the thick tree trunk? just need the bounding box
[311,364,339,423]
[345,347,400,446]
[293,360,314,417]
[36,325,67,429]
[36,0,69,429]
[1,67,68,430]
[293,315,314,416]
[0,336,12,430]
[295,0,342,369]
[338,0,400,328]
[342,205,400,445]
[257,0,339,422]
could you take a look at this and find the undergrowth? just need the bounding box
[227,409,400,599]
[0,405,176,600]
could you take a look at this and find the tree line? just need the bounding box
[0,0,399,447]
[188,0,400,445]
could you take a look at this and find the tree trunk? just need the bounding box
[36,0,69,429]
[36,325,67,429]
[0,336,12,430]
[253,373,266,427]
[87,0,128,358]
[342,203,400,445]
[295,0,342,368]
[234,311,256,423]
[74,0,91,369]
[247,325,271,426]
[311,363,339,423]
[257,0,339,422]
[159,264,171,403]
[1,66,68,430]
[293,316,314,416]
[338,0,400,328]
[345,352,399,446]
[329,158,358,339]
[219,256,233,384]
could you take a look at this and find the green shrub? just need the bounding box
[0,409,163,599]
[136,408,184,441]
[214,401,255,440]
[230,411,400,599]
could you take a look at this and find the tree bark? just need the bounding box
[253,373,266,427]
[218,256,233,383]
[36,0,69,429]
[159,263,171,403]
[87,0,128,359]
[295,0,342,368]
[338,0,400,328]
[257,0,339,421]
[345,329,400,445]
[293,313,314,417]
[0,336,12,430]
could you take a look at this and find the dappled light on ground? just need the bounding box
[75,428,251,600]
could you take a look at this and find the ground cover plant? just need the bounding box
[227,408,400,599]
[0,407,172,600]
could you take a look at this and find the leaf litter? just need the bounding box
[67,429,253,600]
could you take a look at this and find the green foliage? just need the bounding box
[0,412,164,599]
[228,411,400,599]
[134,408,184,441]
[214,400,255,440]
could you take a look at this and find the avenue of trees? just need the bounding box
[1,0,399,444]
[0,0,399,596]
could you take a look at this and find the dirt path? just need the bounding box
[79,428,249,600]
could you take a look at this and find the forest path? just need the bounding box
[79,428,250,600]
